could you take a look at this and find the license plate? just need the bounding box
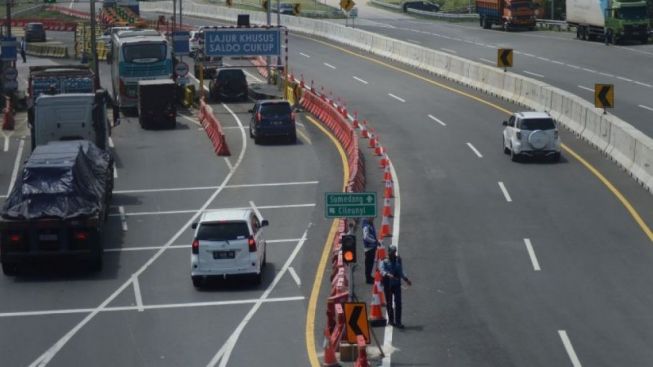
[39,234,58,241]
[213,251,235,259]
[272,121,284,125]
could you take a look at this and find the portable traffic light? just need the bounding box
[341,234,356,264]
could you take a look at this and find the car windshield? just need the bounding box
[217,70,245,82]
[261,103,292,115]
[123,43,166,63]
[197,221,249,241]
[521,118,555,130]
[28,24,44,30]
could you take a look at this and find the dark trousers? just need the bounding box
[384,281,402,325]
[20,50,26,63]
[364,248,375,283]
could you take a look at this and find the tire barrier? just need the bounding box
[197,98,231,156]
[26,43,69,58]
[0,19,77,32]
[142,0,653,193]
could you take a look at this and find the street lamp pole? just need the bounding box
[6,0,12,37]
[90,0,100,88]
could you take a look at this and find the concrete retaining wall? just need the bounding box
[141,1,653,193]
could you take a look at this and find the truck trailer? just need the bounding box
[567,0,650,43]
[477,0,537,30]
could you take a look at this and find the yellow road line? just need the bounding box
[304,115,349,367]
[295,34,653,244]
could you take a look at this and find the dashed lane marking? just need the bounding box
[299,52,311,58]
[297,129,313,145]
[498,181,512,202]
[288,266,302,286]
[578,85,594,92]
[388,93,406,103]
[466,142,483,158]
[524,238,541,271]
[428,114,446,126]
[523,70,544,78]
[323,62,336,70]
[108,137,115,148]
[639,105,653,112]
[559,330,583,367]
[353,76,369,84]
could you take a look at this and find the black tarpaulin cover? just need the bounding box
[2,141,111,220]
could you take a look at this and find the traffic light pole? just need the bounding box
[90,0,100,88]
[6,0,12,37]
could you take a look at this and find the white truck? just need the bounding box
[567,0,650,44]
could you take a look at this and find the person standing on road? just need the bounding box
[381,245,412,329]
[362,217,380,284]
[20,37,27,63]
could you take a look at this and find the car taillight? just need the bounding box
[291,112,296,124]
[256,112,262,123]
[8,233,22,245]
[192,239,199,254]
[73,231,88,241]
[248,236,257,252]
[516,131,522,140]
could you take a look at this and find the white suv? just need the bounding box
[502,111,561,162]
[190,208,268,287]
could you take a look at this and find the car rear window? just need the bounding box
[520,118,555,130]
[217,70,245,82]
[260,103,292,115]
[197,221,249,241]
[28,24,44,31]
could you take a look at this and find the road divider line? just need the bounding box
[113,181,319,194]
[118,206,128,231]
[582,67,596,73]
[353,76,368,85]
[639,105,653,112]
[132,276,144,312]
[558,330,582,367]
[466,142,483,158]
[634,81,652,88]
[550,60,564,65]
[523,70,544,78]
[299,52,311,58]
[224,157,233,171]
[7,139,24,197]
[617,76,632,82]
[498,181,512,202]
[0,296,306,318]
[3,134,8,152]
[440,48,457,54]
[388,93,406,103]
[109,203,316,217]
[104,238,301,253]
[288,266,301,286]
[567,64,581,69]
[479,58,493,64]
[323,62,336,69]
[108,137,114,148]
[577,85,594,92]
[113,163,118,179]
[428,114,446,126]
[523,238,541,271]
[599,72,615,78]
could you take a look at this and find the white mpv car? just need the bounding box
[502,111,561,162]
[191,208,268,287]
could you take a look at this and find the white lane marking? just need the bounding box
[550,60,564,65]
[635,81,652,88]
[118,206,128,231]
[567,64,581,69]
[222,125,248,130]
[288,266,301,286]
[599,72,615,78]
[388,93,406,103]
[578,85,594,92]
[207,230,310,367]
[498,182,512,202]
[428,114,446,126]
[7,139,25,197]
[104,239,300,253]
[353,76,369,85]
[617,76,633,82]
[582,67,596,73]
[109,203,316,217]
[466,142,483,158]
[3,134,8,152]
[537,57,550,62]
[180,113,202,127]
[407,39,421,44]
[440,48,457,54]
[523,70,544,78]
[132,276,144,312]
[639,105,653,112]
[113,163,118,179]
[27,83,251,367]
[522,53,534,57]
[113,181,319,194]
[224,157,233,171]
[189,74,210,92]
[243,70,262,83]
[299,52,310,58]
[523,238,541,271]
[108,137,115,148]
[382,159,401,367]
[479,58,494,64]
[323,62,336,70]
[297,129,312,145]
[559,330,583,367]
[0,296,305,318]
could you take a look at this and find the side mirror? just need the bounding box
[191,222,198,229]
[261,219,269,227]
[502,121,508,126]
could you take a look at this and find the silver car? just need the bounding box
[502,111,561,162]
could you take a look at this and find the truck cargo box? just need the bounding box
[137,79,177,129]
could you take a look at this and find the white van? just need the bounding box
[190,208,268,287]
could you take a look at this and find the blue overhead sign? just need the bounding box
[172,31,190,55]
[1,37,17,61]
[204,29,281,57]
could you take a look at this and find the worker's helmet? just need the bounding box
[388,245,398,254]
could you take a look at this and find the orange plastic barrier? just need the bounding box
[197,98,231,156]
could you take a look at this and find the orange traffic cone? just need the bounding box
[322,327,341,367]
[374,144,384,156]
[360,120,369,138]
[373,267,386,306]
[382,197,393,218]
[380,215,392,238]
[369,287,387,327]
[384,180,394,199]
[379,152,389,169]
[368,133,377,148]
[352,112,359,128]
[382,164,392,181]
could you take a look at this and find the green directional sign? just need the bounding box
[325,192,377,218]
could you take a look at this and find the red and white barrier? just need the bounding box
[197,98,231,156]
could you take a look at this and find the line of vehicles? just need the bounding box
[476,0,651,44]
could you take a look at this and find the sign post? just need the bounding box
[594,84,614,114]
[344,302,371,344]
[497,48,513,72]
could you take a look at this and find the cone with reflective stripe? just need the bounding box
[368,132,377,148]
[382,197,393,218]
[374,143,384,156]
[384,180,394,199]
[373,265,386,306]
[360,120,369,138]
[369,287,387,327]
[380,214,392,239]
[352,112,359,128]
[382,164,392,181]
[322,327,341,367]
[379,152,389,169]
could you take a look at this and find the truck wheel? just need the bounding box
[2,263,19,276]
[192,276,203,288]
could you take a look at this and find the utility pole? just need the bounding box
[173,0,177,33]
[90,0,100,87]
[266,0,272,84]
[179,0,183,30]
[6,0,12,37]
